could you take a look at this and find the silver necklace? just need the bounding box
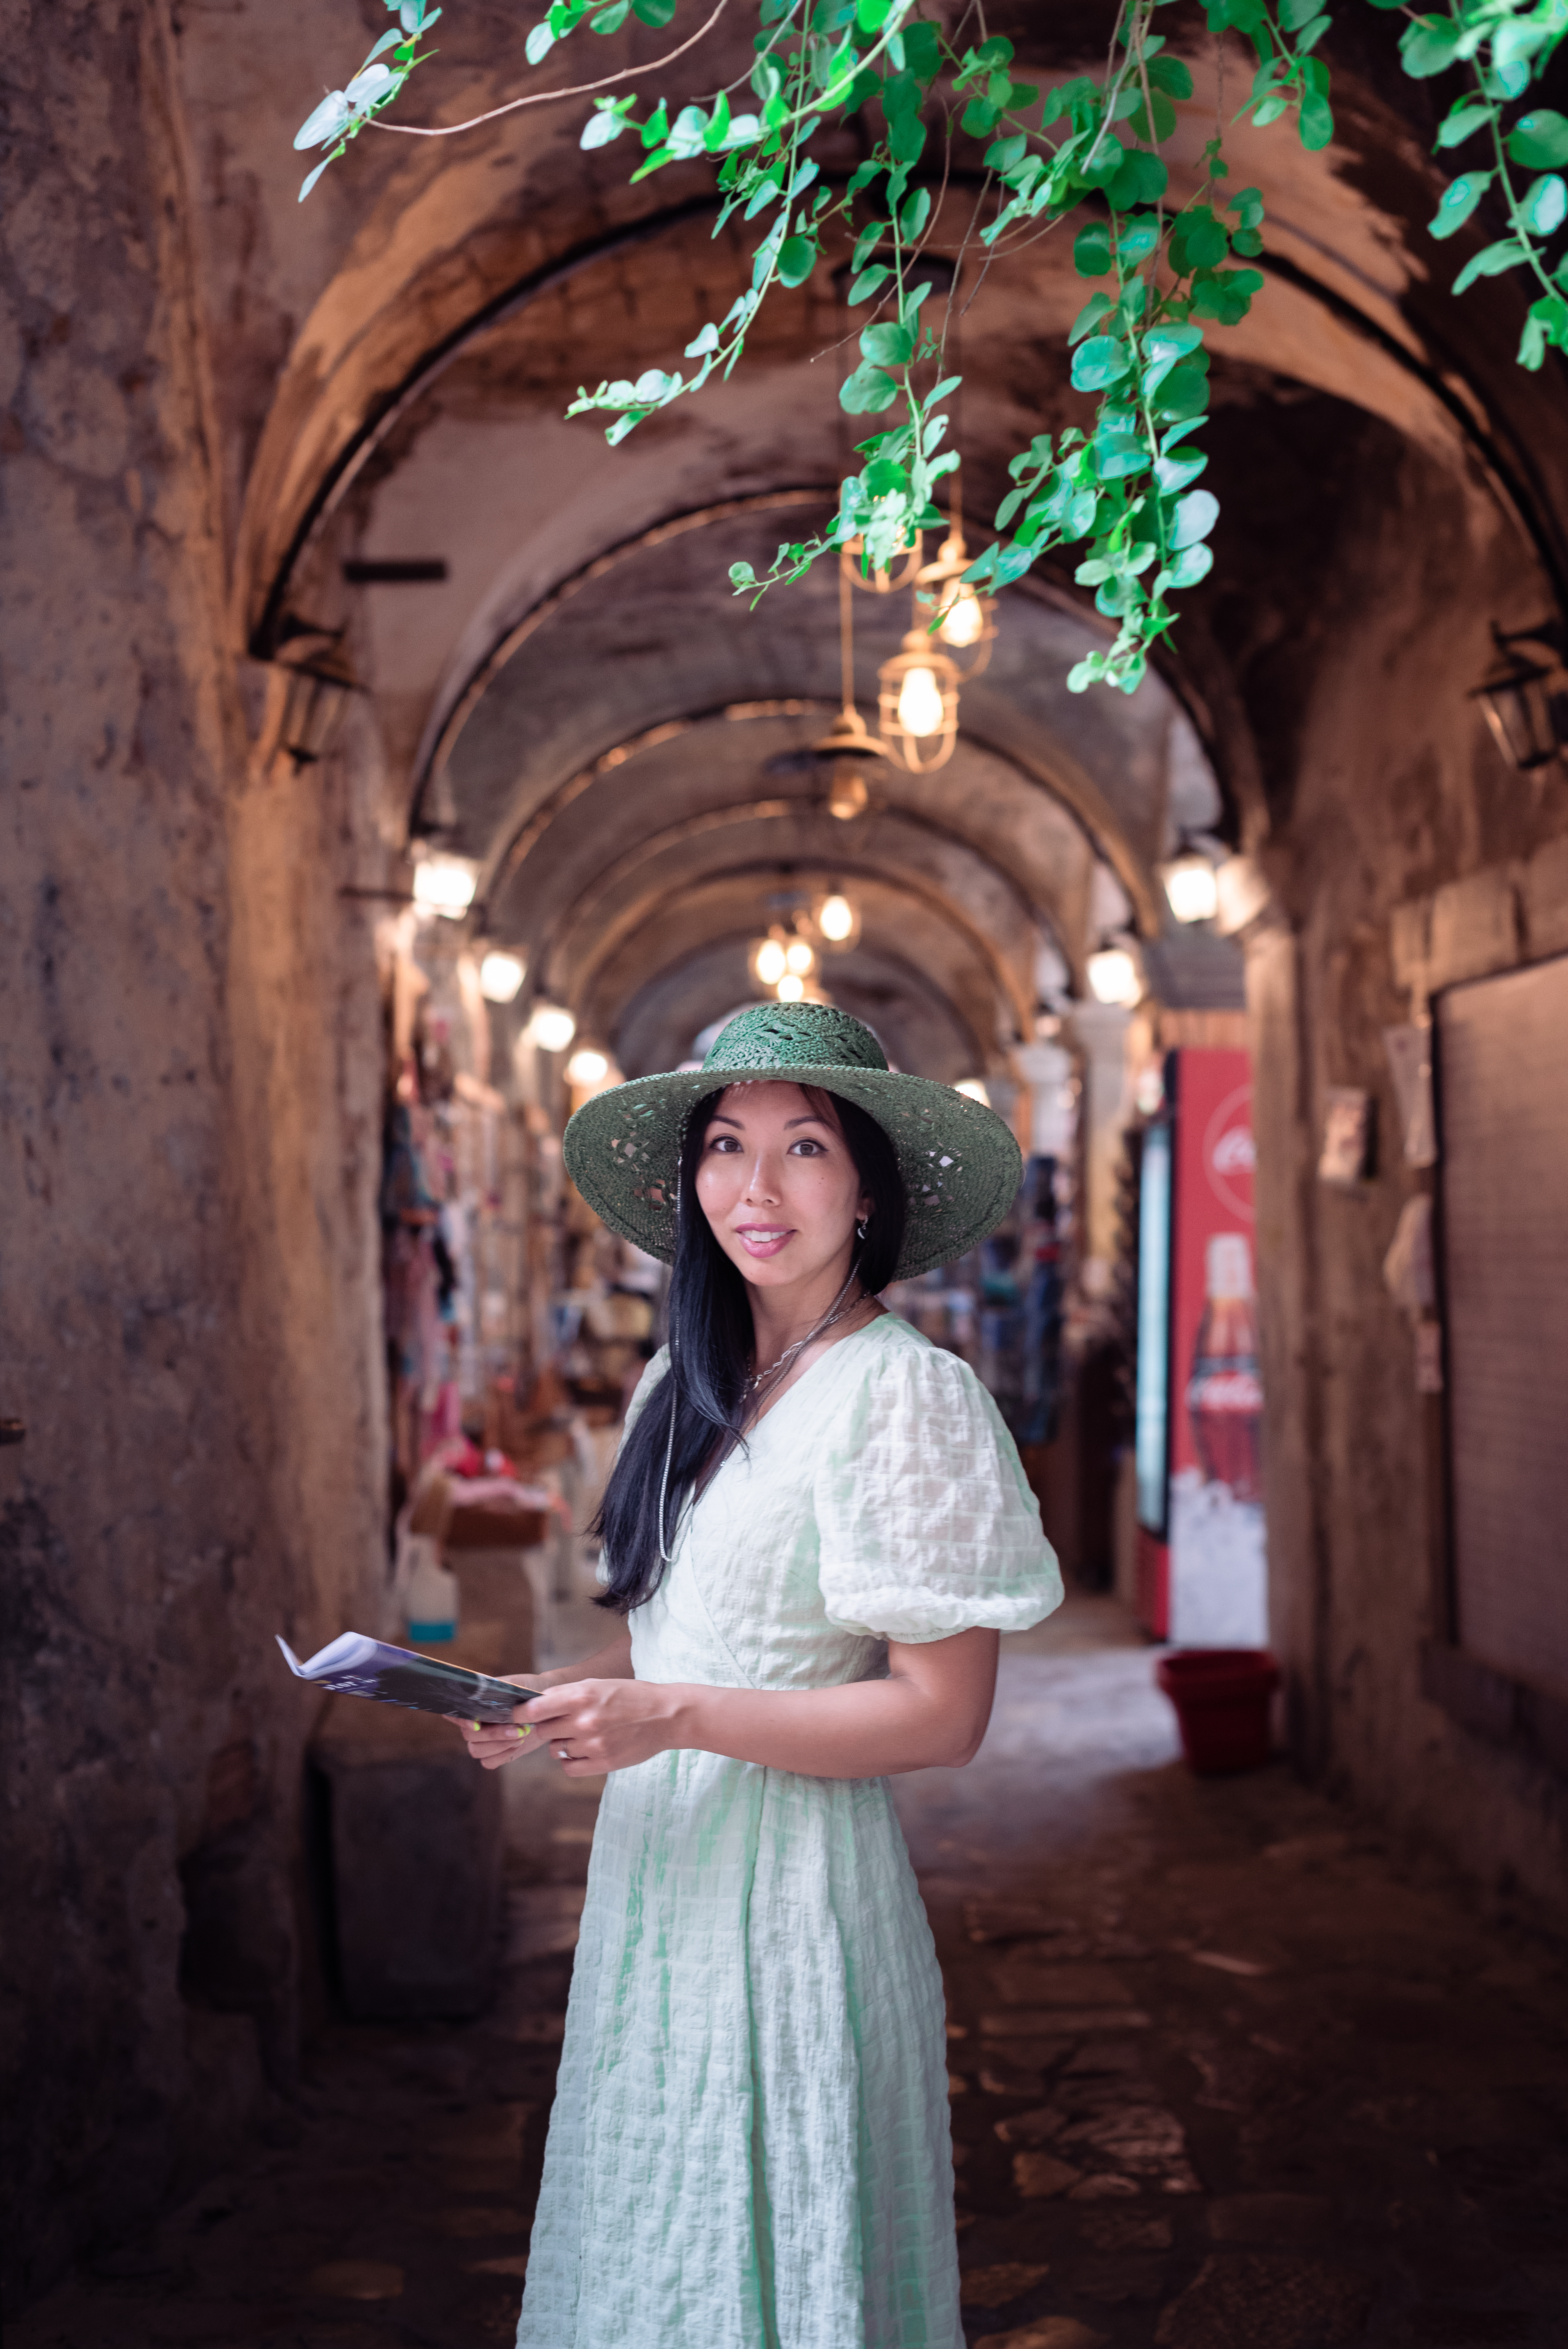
[743,1268,866,1396]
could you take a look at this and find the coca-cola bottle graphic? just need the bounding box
[1186,1233,1263,1501]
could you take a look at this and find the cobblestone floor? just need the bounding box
[15,1598,1568,2349]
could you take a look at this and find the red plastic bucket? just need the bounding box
[1156,1648,1280,1775]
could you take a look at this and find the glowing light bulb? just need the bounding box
[818,894,855,943]
[527,1002,577,1052]
[938,586,985,649]
[753,937,786,986]
[955,1077,990,1106]
[1085,948,1141,1008]
[784,937,814,977]
[776,973,805,1002]
[566,1046,609,1086]
[827,763,868,821]
[412,854,478,915]
[896,662,944,739]
[478,950,525,1003]
[1161,852,1220,925]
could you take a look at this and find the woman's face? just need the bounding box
[694,1082,871,1296]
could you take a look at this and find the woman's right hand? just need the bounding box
[453,1673,548,1770]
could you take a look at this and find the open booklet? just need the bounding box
[277,1632,534,1725]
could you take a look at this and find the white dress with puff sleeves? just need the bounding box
[516,1312,1063,2349]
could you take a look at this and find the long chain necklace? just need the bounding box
[742,1267,866,1398]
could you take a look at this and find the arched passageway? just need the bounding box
[5,0,1568,2328]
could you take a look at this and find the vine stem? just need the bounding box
[368,0,731,135]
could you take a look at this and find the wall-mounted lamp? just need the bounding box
[566,1046,609,1087]
[1085,944,1143,1008]
[412,853,479,917]
[1159,848,1221,925]
[479,950,526,1003]
[526,1001,577,1052]
[1472,622,1568,772]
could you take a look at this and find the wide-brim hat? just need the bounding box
[562,1002,1023,1282]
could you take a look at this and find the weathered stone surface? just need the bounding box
[1154,2254,1374,2348]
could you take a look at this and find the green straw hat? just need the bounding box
[562,1002,1023,1282]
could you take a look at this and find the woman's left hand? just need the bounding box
[527,1677,685,1777]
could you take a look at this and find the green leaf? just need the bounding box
[729,561,758,589]
[1522,175,1568,237]
[526,18,556,61]
[1146,53,1194,98]
[1158,544,1215,590]
[1069,291,1114,344]
[1071,334,1135,390]
[590,0,629,31]
[861,321,913,365]
[1171,488,1220,547]
[1119,216,1162,262]
[581,105,627,149]
[1228,184,1265,229]
[1428,170,1493,240]
[1107,147,1169,210]
[1095,434,1148,480]
[985,133,1028,170]
[1169,207,1228,272]
[631,0,676,20]
[848,264,892,303]
[1294,15,1331,55]
[1278,0,1320,26]
[1509,111,1568,170]
[1399,15,1462,78]
[1436,100,1492,151]
[1151,356,1211,420]
[1252,93,1290,128]
[1155,448,1208,492]
[840,363,900,413]
[1452,237,1529,294]
[1518,292,1568,370]
[1298,88,1335,150]
[1126,89,1178,144]
[778,235,818,286]
[298,153,334,202]
[684,321,719,357]
[856,0,894,29]
[901,186,932,239]
[1073,221,1113,277]
[962,98,1000,135]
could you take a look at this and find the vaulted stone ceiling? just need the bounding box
[194,0,1567,1076]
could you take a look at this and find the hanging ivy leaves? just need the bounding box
[295,0,1568,689]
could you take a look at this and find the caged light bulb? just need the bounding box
[775,973,805,1002]
[784,938,814,977]
[753,937,786,987]
[937,586,985,649]
[818,894,855,943]
[896,663,945,739]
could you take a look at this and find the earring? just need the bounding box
[856,1219,869,1241]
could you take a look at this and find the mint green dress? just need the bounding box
[516,1314,1063,2349]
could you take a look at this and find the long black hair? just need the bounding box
[592,1083,906,1613]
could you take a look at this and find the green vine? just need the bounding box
[295,0,1568,696]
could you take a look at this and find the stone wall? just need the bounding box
[0,2,386,2307]
[1241,427,1568,1926]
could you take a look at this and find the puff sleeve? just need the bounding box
[814,1335,1064,1643]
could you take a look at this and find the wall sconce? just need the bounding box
[566,1046,610,1087]
[412,853,479,917]
[526,1001,576,1052]
[878,633,960,772]
[1472,622,1568,772]
[479,949,526,1002]
[1085,944,1143,1007]
[1159,848,1221,925]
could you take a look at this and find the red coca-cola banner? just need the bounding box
[1170,1050,1255,1485]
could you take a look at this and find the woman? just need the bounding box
[460,1003,1062,2349]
